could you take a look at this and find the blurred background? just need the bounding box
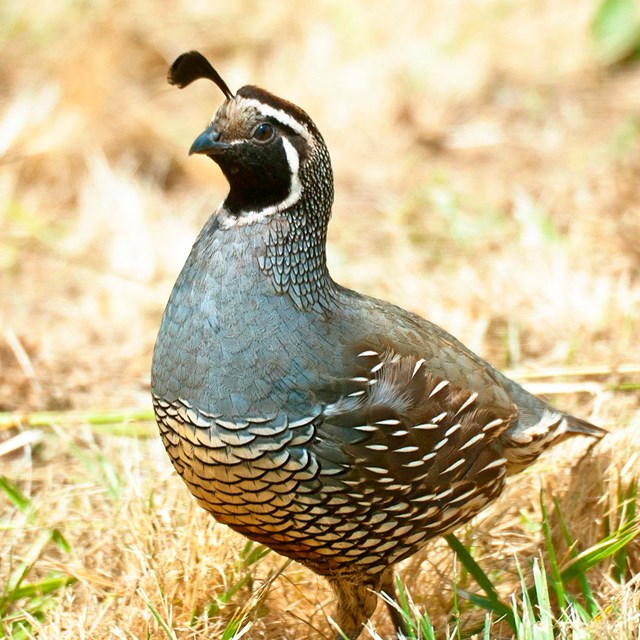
[1,0,639,638]
[1,0,639,413]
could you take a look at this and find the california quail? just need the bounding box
[151,51,605,640]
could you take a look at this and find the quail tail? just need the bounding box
[564,414,607,439]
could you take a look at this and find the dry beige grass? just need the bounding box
[1,0,639,638]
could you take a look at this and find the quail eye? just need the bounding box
[252,122,274,143]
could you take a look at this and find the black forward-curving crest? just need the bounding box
[168,50,234,99]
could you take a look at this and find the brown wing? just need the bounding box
[300,342,518,577]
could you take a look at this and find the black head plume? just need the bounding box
[168,51,234,99]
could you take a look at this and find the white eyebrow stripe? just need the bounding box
[240,98,311,140]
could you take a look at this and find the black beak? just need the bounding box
[189,127,233,156]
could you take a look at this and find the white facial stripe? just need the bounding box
[282,136,301,195]
[240,98,311,140]
[219,136,303,229]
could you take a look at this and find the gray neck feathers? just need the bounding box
[257,139,338,314]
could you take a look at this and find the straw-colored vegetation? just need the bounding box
[1,1,639,638]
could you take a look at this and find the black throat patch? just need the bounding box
[217,137,293,216]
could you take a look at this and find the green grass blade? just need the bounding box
[0,476,32,513]
[329,619,350,640]
[203,544,277,620]
[146,600,178,640]
[531,558,554,639]
[205,572,253,618]
[416,605,435,640]
[50,528,72,554]
[445,533,515,628]
[220,618,252,640]
[591,0,640,65]
[513,558,535,639]
[559,519,640,583]
[216,558,290,639]
[455,588,503,610]
[540,491,565,611]
[0,409,157,437]
[3,530,59,597]
[9,573,76,600]
[551,496,597,617]
[241,541,270,568]
[391,574,413,635]
[612,477,637,583]
[562,591,591,624]
[203,543,268,617]
[377,579,429,640]
[0,527,74,624]
[451,555,461,640]
[63,438,123,500]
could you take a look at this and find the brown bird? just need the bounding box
[151,51,605,639]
